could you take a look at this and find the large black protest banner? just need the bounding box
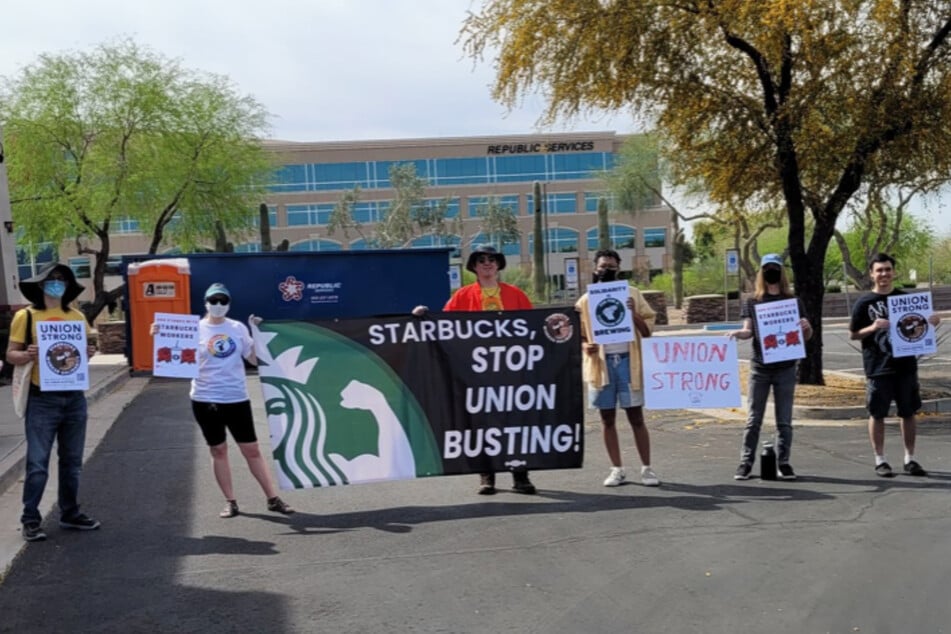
[252,309,583,489]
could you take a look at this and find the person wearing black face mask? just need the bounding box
[576,249,660,488]
[729,254,813,481]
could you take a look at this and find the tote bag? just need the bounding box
[10,309,33,419]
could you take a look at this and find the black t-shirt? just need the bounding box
[740,293,806,369]
[849,289,918,377]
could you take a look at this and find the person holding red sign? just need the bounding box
[150,283,294,518]
[729,254,812,481]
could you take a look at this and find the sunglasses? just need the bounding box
[207,296,230,306]
[475,255,497,264]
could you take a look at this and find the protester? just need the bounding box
[152,282,294,517]
[729,254,813,481]
[849,253,940,477]
[6,263,99,542]
[414,245,536,495]
[575,249,659,487]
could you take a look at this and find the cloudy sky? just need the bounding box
[0,0,637,142]
[2,0,948,231]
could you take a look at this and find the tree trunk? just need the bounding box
[671,213,683,308]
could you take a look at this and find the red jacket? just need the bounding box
[443,282,533,311]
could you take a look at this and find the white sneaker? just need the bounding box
[603,467,626,487]
[641,466,660,487]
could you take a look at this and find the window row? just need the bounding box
[268,152,616,193]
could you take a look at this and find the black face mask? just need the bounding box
[763,269,782,284]
[593,269,619,283]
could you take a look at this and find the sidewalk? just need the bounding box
[0,354,132,495]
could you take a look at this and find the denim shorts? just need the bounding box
[588,352,645,410]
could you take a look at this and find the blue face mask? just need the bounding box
[43,280,67,299]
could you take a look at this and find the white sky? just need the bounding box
[1,0,947,233]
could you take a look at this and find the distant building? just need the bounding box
[28,131,674,302]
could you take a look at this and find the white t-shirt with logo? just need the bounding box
[189,317,254,403]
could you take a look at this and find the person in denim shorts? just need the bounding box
[849,253,940,478]
[575,249,659,488]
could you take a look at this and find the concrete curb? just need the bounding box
[0,368,131,497]
[794,397,951,420]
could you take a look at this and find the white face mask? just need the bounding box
[206,303,230,318]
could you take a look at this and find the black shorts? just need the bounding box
[190,400,258,446]
[866,374,922,419]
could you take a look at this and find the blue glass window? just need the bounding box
[234,243,262,253]
[350,238,370,251]
[551,152,609,180]
[286,204,335,227]
[372,160,430,188]
[313,162,370,191]
[432,157,489,186]
[17,243,56,282]
[409,234,461,258]
[467,194,520,218]
[494,155,547,183]
[547,193,577,215]
[586,225,636,251]
[289,239,343,252]
[251,206,279,228]
[644,227,667,248]
[528,227,579,254]
[584,192,615,213]
[68,256,91,279]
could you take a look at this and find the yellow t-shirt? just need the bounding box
[9,306,88,386]
[481,286,504,311]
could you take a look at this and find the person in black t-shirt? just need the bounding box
[729,254,812,481]
[849,253,941,478]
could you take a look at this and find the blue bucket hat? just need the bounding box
[204,282,231,300]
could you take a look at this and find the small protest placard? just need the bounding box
[586,281,635,345]
[153,312,201,378]
[642,335,741,409]
[754,298,806,364]
[888,292,936,358]
[37,321,89,391]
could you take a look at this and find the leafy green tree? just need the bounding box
[462,1,951,383]
[475,196,520,251]
[1,39,271,323]
[327,163,459,249]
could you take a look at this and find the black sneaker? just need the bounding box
[875,462,895,478]
[511,471,537,495]
[22,522,47,542]
[220,500,239,518]
[267,496,295,515]
[478,473,497,495]
[59,513,101,531]
[734,463,753,480]
[903,460,928,476]
[777,464,797,480]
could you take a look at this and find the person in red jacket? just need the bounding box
[415,244,536,495]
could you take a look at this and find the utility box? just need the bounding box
[127,258,191,371]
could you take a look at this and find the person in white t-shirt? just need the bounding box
[152,282,293,519]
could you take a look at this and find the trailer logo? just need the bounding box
[279,276,305,301]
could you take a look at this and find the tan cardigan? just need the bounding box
[575,286,656,390]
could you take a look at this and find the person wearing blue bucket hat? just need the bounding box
[729,254,813,481]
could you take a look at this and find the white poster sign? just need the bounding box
[153,312,201,378]
[565,257,579,291]
[586,281,635,345]
[37,321,89,391]
[754,298,806,364]
[888,292,936,358]
[642,336,741,409]
[448,265,462,291]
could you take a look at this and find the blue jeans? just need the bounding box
[741,364,797,465]
[21,389,89,524]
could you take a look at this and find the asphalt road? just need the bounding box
[1,378,951,633]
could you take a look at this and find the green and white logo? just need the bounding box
[253,321,443,488]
